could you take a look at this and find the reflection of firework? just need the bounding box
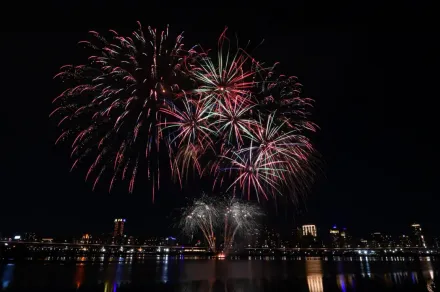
[180,196,220,252]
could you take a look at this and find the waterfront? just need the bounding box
[0,256,438,291]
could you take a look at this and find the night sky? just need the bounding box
[1,2,438,238]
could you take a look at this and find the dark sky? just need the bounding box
[1,2,438,238]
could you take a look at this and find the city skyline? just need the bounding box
[2,219,438,249]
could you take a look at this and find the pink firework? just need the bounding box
[52,24,318,202]
[51,22,197,200]
[214,144,289,202]
[189,28,259,99]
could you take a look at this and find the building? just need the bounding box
[370,232,394,248]
[23,232,37,242]
[246,228,262,248]
[329,226,351,248]
[411,223,426,248]
[291,227,303,248]
[398,235,412,247]
[340,228,352,248]
[329,226,340,248]
[257,226,280,248]
[113,219,126,237]
[302,225,317,237]
[81,234,91,244]
[359,238,369,248]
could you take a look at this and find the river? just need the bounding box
[0,256,438,291]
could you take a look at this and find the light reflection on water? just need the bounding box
[306,258,323,292]
[1,264,14,289]
[0,256,438,291]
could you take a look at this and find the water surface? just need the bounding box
[1,256,438,291]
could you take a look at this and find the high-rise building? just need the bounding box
[340,228,352,248]
[303,225,317,237]
[329,226,340,248]
[246,228,261,248]
[411,223,426,248]
[370,232,385,248]
[113,219,126,237]
[81,234,91,244]
[398,235,412,247]
[258,225,281,248]
[292,227,303,248]
[23,232,37,242]
[329,226,350,248]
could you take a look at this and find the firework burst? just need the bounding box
[51,22,197,200]
[210,96,258,147]
[213,144,290,201]
[189,28,258,100]
[52,24,318,203]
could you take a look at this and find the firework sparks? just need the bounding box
[51,22,197,199]
[189,28,258,100]
[180,195,263,254]
[214,144,289,201]
[52,24,317,202]
[180,196,220,252]
[222,197,263,253]
[210,96,258,147]
[160,94,216,148]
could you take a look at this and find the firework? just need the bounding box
[180,195,263,254]
[51,22,197,200]
[52,24,317,202]
[213,145,289,201]
[160,94,216,148]
[189,28,257,100]
[180,196,220,252]
[249,112,316,194]
[222,197,263,253]
[210,95,258,147]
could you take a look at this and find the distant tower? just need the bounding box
[411,223,426,248]
[113,219,126,237]
[302,225,317,237]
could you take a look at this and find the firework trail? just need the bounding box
[51,22,197,200]
[222,197,263,253]
[180,196,220,252]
